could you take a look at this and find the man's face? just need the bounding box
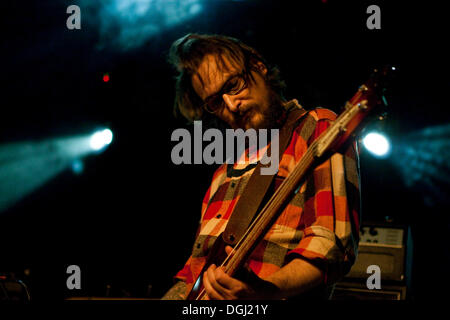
[192,54,277,130]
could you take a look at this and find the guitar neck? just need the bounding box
[223,137,320,276]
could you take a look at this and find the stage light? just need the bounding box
[0,127,114,213]
[362,132,391,157]
[80,0,203,51]
[90,129,113,151]
[391,124,450,206]
[103,73,110,82]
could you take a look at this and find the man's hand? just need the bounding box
[202,246,279,300]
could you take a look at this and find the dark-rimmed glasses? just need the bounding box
[202,73,248,114]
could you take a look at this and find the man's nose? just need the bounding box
[222,94,241,113]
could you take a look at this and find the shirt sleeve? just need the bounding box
[285,109,361,285]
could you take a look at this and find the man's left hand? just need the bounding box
[202,246,279,300]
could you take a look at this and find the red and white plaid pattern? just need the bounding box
[175,101,361,294]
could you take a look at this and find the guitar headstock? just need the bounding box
[350,65,395,111]
[315,65,396,156]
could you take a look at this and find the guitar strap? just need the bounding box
[222,104,308,246]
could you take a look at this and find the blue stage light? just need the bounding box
[90,129,113,151]
[80,0,203,51]
[392,124,450,206]
[0,128,114,213]
[362,132,391,157]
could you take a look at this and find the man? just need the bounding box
[162,33,360,300]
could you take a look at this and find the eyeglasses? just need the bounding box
[202,73,248,114]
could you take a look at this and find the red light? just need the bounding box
[103,74,110,82]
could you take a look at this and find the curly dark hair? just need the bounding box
[168,33,286,122]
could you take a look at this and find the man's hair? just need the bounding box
[168,33,286,121]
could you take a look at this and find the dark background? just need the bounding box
[0,0,449,301]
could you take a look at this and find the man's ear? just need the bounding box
[255,61,268,76]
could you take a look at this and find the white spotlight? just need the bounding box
[90,129,113,151]
[363,132,391,157]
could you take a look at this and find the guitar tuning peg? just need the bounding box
[358,84,369,92]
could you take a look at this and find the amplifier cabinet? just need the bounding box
[345,224,413,284]
[346,243,405,281]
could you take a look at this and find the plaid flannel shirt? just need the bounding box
[175,100,361,295]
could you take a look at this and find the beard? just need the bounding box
[243,89,285,130]
[261,89,286,129]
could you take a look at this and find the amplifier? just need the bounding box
[345,223,413,284]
